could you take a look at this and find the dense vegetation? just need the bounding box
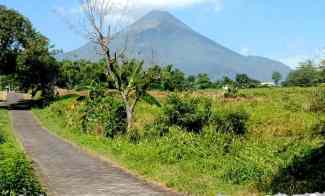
[284,60,325,87]
[0,110,43,195]
[56,60,265,91]
[34,88,325,195]
[0,5,58,100]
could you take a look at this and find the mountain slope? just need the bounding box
[62,10,291,81]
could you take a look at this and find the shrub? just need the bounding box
[312,119,325,136]
[82,96,127,138]
[212,110,249,135]
[144,122,170,138]
[310,88,325,113]
[0,146,43,196]
[160,94,212,133]
[223,85,239,98]
[0,115,43,196]
[0,133,4,144]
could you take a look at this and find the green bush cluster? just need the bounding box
[157,94,249,135]
[81,96,127,138]
[0,133,4,144]
[0,145,43,196]
[0,111,43,195]
[223,86,239,98]
[211,110,249,135]
[49,95,127,138]
[160,94,212,133]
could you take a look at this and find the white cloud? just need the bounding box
[55,0,224,36]
[59,0,224,19]
[107,0,224,11]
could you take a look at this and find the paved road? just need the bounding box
[8,93,178,196]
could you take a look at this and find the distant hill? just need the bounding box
[62,10,291,81]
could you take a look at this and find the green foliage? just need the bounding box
[310,88,325,113]
[0,5,58,100]
[34,88,325,195]
[284,60,321,87]
[0,110,43,195]
[57,60,107,89]
[82,96,127,138]
[235,74,260,89]
[0,5,33,74]
[144,122,170,138]
[0,147,43,196]
[194,73,212,89]
[223,85,239,98]
[312,120,325,136]
[146,65,218,91]
[147,64,188,91]
[212,110,249,135]
[221,76,235,86]
[272,71,282,85]
[160,94,212,133]
[0,133,4,145]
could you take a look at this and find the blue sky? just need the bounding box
[1,0,325,68]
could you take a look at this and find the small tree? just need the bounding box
[272,71,282,86]
[69,0,142,131]
[110,59,160,130]
[235,74,260,88]
[284,60,319,87]
[195,73,212,89]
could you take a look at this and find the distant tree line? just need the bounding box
[283,60,325,87]
[57,60,265,91]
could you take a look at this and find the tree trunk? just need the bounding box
[122,92,133,132]
[126,104,133,132]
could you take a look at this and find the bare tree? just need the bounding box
[70,0,157,132]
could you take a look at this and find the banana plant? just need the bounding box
[107,58,160,131]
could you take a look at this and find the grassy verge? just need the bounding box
[33,88,325,195]
[0,109,44,195]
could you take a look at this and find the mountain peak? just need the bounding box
[142,10,175,20]
[63,10,291,81]
[128,10,191,34]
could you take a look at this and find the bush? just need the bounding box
[0,145,43,196]
[223,85,239,98]
[310,88,325,113]
[212,110,249,135]
[0,111,43,195]
[82,96,127,138]
[144,122,170,138]
[312,119,325,136]
[160,94,212,133]
[0,133,4,145]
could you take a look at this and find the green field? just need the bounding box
[0,109,43,195]
[33,87,325,195]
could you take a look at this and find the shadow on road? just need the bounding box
[266,145,325,194]
[0,93,44,110]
